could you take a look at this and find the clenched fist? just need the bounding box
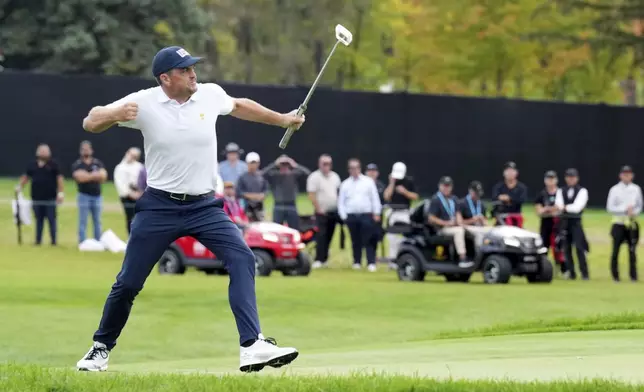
[117,102,138,122]
[280,109,305,129]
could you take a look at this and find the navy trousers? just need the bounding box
[345,213,376,265]
[273,204,300,230]
[32,202,57,245]
[92,188,261,349]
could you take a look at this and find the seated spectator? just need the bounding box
[428,176,473,268]
[458,181,493,246]
[222,181,249,225]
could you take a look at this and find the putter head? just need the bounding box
[335,24,353,46]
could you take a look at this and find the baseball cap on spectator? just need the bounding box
[224,181,235,188]
[469,181,484,196]
[245,152,260,164]
[391,162,407,180]
[621,165,633,173]
[565,168,579,177]
[223,142,243,155]
[439,176,453,186]
[366,163,378,171]
[544,170,557,179]
[504,161,517,170]
[152,46,202,77]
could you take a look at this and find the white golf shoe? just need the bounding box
[312,261,324,269]
[239,334,298,372]
[76,342,110,371]
[367,264,377,272]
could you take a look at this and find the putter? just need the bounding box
[278,24,353,149]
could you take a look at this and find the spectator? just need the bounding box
[113,147,144,234]
[427,176,472,268]
[306,154,342,269]
[458,181,493,247]
[262,154,311,230]
[535,171,566,275]
[338,158,382,272]
[137,166,147,193]
[72,141,107,243]
[555,168,590,280]
[223,181,249,225]
[218,142,248,185]
[365,163,385,204]
[237,152,269,222]
[383,161,419,261]
[491,161,528,227]
[16,143,64,246]
[607,165,643,282]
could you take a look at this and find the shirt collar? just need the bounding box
[156,87,200,103]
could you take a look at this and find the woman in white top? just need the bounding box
[113,147,144,234]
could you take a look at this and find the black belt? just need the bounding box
[148,187,214,202]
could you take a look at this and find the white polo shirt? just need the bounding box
[106,83,234,194]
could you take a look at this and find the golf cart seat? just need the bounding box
[408,199,456,246]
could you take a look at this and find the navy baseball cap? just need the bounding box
[152,46,202,77]
[366,163,378,171]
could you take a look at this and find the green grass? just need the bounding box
[2,177,644,390]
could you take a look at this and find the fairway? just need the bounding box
[2,178,644,391]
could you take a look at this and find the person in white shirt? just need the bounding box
[606,165,643,282]
[76,46,303,373]
[113,147,144,234]
[555,168,590,280]
[307,154,341,269]
[338,158,382,272]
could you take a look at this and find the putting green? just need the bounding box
[110,330,644,382]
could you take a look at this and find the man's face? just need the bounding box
[348,162,361,177]
[80,144,93,158]
[366,169,378,180]
[621,172,634,183]
[544,177,557,188]
[248,161,259,172]
[469,189,479,199]
[36,145,51,161]
[504,168,517,181]
[162,66,198,97]
[319,157,332,174]
[440,183,452,196]
[227,152,239,162]
[224,186,235,198]
[565,176,578,187]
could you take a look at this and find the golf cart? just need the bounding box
[394,199,553,284]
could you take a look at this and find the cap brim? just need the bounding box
[391,172,405,179]
[176,56,202,69]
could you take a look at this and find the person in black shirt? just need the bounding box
[72,141,107,243]
[365,163,387,264]
[383,162,419,262]
[365,163,385,205]
[458,181,492,247]
[534,170,566,274]
[16,144,64,245]
[491,161,528,227]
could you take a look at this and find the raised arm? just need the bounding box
[230,99,304,129]
[83,103,138,134]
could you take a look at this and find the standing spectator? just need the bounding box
[72,141,107,243]
[113,147,144,234]
[428,177,472,268]
[262,154,311,230]
[306,154,342,269]
[16,143,64,246]
[383,161,419,262]
[237,152,269,222]
[218,142,248,185]
[491,161,528,227]
[338,159,382,272]
[607,165,643,282]
[365,163,385,204]
[365,163,387,265]
[535,171,566,275]
[555,168,590,280]
[137,166,147,193]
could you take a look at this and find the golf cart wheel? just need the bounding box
[396,253,425,282]
[444,273,472,283]
[482,255,512,284]
[253,249,274,277]
[282,252,312,277]
[527,256,553,283]
[158,249,186,275]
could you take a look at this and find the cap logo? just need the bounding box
[176,48,190,58]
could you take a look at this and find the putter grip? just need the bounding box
[278,106,305,149]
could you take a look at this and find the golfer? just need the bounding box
[76,46,303,373]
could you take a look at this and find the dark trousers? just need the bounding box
[563,219,589,279]
[315,211,339,262]
[611,223,638,281]
[273,204,300,230]
[92,188,260,349]
[32,202,57,245]
[120,197,137,234]
[540,218,566,273]
[346,213,376,265]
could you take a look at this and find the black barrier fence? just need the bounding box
[1,70,643,207]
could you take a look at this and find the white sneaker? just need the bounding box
[239,334,298,372]
[352,263,362,270]
[76,342,109,372]
[388,262,398,270]
[367,264,377,272]
[312,261,323,269]
[458,261,475,268]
